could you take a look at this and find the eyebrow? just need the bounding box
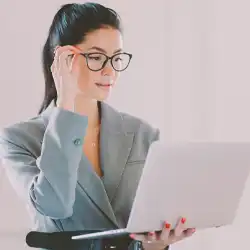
[87,46,123,54]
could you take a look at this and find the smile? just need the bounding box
[95,83,112,88]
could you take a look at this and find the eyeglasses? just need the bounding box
[80,52,132,72]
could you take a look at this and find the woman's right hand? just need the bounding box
[51,45,94,115]
[50,45,79,112]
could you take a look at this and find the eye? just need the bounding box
[88,55,102,61]
[114,57,123,62]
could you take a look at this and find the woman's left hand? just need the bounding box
[130,217,196,250]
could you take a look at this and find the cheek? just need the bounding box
[114,72,120,84]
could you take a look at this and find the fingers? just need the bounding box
[50,45,82,97]
[130,232,158,248]
[159,221,171,241]
[147,231,157,242]
[54,45,82,55]
[55,49,73,71]
[69,53,78,72]
[59,50,75,72]
[129,233,147,242]
[183,228,196,237]
[52,45,81,71]
[130,218,195,246]
[174,217,186,237]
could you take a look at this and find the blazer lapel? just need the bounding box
[77,156,118,226]
[100,102,135,204]
[76,102,135,227]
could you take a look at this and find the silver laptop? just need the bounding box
[72,141,250,240]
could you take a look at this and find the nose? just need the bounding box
[101,59,115,77]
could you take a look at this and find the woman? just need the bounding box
[0,3,196,250]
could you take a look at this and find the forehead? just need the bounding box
[77,27,123,52]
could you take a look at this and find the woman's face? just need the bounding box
[72,27,127,101]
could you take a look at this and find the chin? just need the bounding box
[95,94,110,102]
[95,90,113,102]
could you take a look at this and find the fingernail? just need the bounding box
[165,222,171,229]
[191,228,196,233]
[148,232,154,236]
[181,217,186,224]
[130,234,135,239]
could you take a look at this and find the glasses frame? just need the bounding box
[80,52,133,72]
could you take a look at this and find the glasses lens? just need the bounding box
[85,53,131,71]
[112,53,131,71]
[86,53,107,71]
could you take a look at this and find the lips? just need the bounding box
[95,83,112,87]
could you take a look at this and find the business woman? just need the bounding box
[0,3,195,250]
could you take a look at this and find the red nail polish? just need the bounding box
[148,232,154,236]
[181,217,186,224]
[165,222,171,229]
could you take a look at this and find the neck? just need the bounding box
[75,98,100,128]
[87,101,100,128]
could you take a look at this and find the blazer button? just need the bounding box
[73,138,82,146]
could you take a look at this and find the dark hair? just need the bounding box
[38,2,122,114]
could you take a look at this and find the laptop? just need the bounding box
[72,141,250,240]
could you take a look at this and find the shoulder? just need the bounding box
[117,111,160,161]
[0,115,45,157]
[120,111,160,143]
[102,102,160,143]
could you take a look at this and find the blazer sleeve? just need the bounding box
[0,107,88,219]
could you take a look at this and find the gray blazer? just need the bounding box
[0,101,160,249]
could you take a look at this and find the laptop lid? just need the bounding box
[126,141,250,233]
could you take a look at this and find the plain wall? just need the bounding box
[0,0,250,249]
